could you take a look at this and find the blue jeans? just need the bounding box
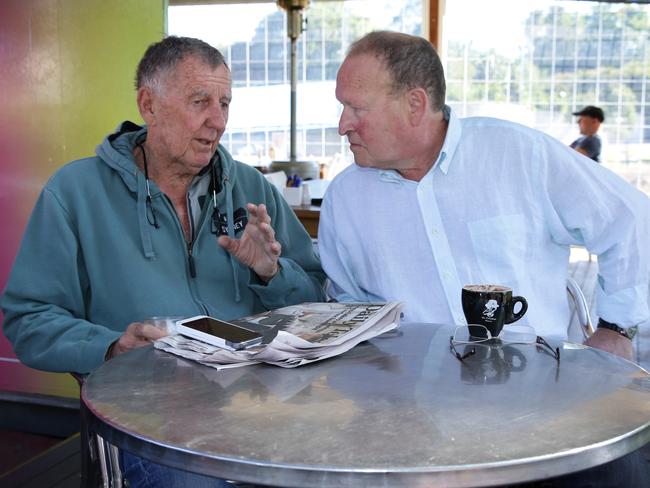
[512,449,650,487]
[120,450,234,488]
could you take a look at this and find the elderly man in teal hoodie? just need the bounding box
[2,36,325,488]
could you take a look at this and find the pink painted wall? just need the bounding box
[0,0,164,398]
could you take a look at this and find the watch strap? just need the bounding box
[597,318,635,340]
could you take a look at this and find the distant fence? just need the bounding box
[605,161,650,196]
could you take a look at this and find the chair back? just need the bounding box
[566,277,595,341]
[72,373,124,488]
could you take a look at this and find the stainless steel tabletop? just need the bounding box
[82,323,650,487]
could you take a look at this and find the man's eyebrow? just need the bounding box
[189,89,210,98]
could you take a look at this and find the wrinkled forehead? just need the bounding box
[339,54,388,81]
[336,54,393,97]
[164,56,231,93]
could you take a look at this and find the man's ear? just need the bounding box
[406,87,428,126]
[137,87,156,126]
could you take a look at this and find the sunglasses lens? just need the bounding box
[468,324,490,339]
[453,325,490,343]
[211,209,224,235]
[500,325,536,343]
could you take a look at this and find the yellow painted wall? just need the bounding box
[0,0,165,398]
[14,0,165,175]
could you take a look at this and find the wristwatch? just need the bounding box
[597,318,636,340]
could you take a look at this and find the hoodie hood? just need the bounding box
[96,121,147,193]
[97,122,155,258]
[95,121,239,194]
[95,121,239,261]
[95,121,242,299]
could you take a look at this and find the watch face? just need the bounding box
[626,325,638,340]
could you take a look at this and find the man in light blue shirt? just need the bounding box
[319,31,650,362]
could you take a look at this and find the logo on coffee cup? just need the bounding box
[482,299,499,319]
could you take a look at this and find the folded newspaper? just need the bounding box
[154,302,403,370]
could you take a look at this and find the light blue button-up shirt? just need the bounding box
[318,108,650,339]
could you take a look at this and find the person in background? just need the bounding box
[2,36,325,487]
[318,30,649,487]
[570,105,604,162]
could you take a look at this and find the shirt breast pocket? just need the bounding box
[467,214,527,288]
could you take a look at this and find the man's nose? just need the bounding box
[338,107,352,136]
[206,104,227,130]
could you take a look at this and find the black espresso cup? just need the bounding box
[461,285,528,338]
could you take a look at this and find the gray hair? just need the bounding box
[135,36,227,93]
[347,31,446,112]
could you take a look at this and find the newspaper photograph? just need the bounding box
[231,302,398,346]
[154,301,404,370]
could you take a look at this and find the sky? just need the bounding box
[169,1,409,47]
[169,4,278,47]
[169,1,602,60]
[444,0,595,59]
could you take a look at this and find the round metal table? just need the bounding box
[82,323,650,487]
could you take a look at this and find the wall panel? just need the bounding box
[0,0,164,399]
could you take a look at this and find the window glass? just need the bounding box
[169,1,649,192]
[444,0,650,192]
[168,0,422,178]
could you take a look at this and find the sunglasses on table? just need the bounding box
[449,324,560,363]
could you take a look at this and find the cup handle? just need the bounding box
[506,296,528,323]
[504,346,527,372]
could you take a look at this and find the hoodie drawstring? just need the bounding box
[223,176,241,302]
[137,171,156,259]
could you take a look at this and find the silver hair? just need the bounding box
[135,36,227,93]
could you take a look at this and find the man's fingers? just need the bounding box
[217,235,238,253]
[110,322,165,358]
[247,203,271,225]
[217,204,280,277]
[124,322,147,340]
[259,222,276,243]
[127,322,166,342]
[268,241,282,256]
[256,203,271,224]
[140,323,168,341]
[246,203,261,224]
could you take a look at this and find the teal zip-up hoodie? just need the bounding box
[2,122,325,374]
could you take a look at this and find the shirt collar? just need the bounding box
[378,169,404,183]
[434,105,461,175]
[376,105,462,182]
